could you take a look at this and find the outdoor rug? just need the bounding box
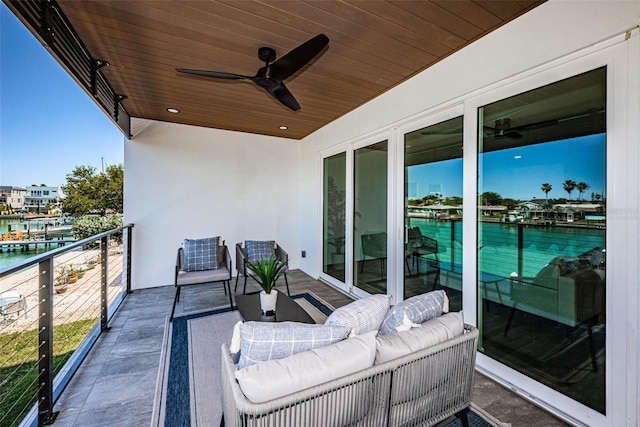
[441,403,505,427]
[152,292,334,427]
[153,292,503,427]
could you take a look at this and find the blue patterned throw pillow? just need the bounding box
[182,236,220,271]
[325,294,391,335]
[237,321,350,368]
[245,240,276,264]
[379,290,446,335]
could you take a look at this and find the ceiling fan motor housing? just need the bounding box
[258,47,276,63]
[495,118,511,136]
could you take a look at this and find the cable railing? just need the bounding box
[0,224,133,427]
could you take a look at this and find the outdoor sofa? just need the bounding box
[221,291,479,427]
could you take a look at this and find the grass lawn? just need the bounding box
[0,318,97,427]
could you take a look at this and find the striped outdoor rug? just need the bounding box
[152,292,333,427]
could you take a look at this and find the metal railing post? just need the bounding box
[126,226,133,294]
[100,236,109,331]
[37,256,58,425]
[517,224,524,278]
[450,220,457,267]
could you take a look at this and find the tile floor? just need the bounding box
[50,270,569,427]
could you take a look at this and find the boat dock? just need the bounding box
[0,239,75,252]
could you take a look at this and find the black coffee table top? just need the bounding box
[235,292,315,324]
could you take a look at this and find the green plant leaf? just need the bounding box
[246,255,287,294]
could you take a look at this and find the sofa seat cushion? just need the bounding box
[379,290,447,335]
[235,331,377,403]
[375,312,464,364]
[237,321,350,368]
[182,236,220,271]
[325,294,391,335]
[176,266,229,286]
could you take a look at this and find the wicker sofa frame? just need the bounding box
[221,324,479,427]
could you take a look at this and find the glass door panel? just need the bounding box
[323,153,347,282]
[354,141,388,294]
[404,116,463,310]
[477,67,606,413]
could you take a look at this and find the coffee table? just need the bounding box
[235,292,314,324]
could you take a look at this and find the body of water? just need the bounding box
[409,218,605,278]
[0,218,74,269]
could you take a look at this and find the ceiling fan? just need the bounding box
[176,34,329,111]
[484,113,594,139]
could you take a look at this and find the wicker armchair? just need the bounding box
[170,239,232,321]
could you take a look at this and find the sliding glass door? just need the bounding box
[322,153,347,282]
[477,67,607,413]
[404,116,463,310]
[353,140,388,295]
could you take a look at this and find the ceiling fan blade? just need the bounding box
[265,82,300,111]
[268,34,329,81]
[176,69,251,80]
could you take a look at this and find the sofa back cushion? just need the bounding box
[237,321,350,368]
[235,331,377,404]
[182,236,220,271]
[375,311,464,364]
[534,256,593,289]
[325,294,391,335]
[379,290,447,335]
[579,246,604,267]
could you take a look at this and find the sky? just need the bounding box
[409,133,606,201]
[0,3,124,188]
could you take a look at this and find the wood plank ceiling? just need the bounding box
[56,0,544,140]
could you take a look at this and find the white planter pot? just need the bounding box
[260,289,278,314]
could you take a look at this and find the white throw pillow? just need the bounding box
[325,294,391,335]
[235,331,377,403]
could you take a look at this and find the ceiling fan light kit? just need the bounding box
[177,34,329,111]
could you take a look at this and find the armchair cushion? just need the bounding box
[379,290,447,335]
[176,266,229,286]
[237,321,350,368]
[182,236,220,271]
[245,240,276,264]
[325,294,391,335]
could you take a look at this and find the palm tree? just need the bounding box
[576,182,590,201]
[541,183,552,206]
[563,179,577,203]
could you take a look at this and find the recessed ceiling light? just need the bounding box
[167,108,180,114]
[278,125,288,130]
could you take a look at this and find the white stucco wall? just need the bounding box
[298,0,640,278]
[124,119,300,289]
[295,2,639,426]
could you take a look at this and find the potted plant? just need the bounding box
[55,265,70,294]
[246,256,288,314]
[85,255,97,270]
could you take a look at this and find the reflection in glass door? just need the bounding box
[354,141,387,294]
[477,67,606,413]
[404,117,463,310]
[323,153,347,282]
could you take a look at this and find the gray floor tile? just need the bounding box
[49,269,567,427]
